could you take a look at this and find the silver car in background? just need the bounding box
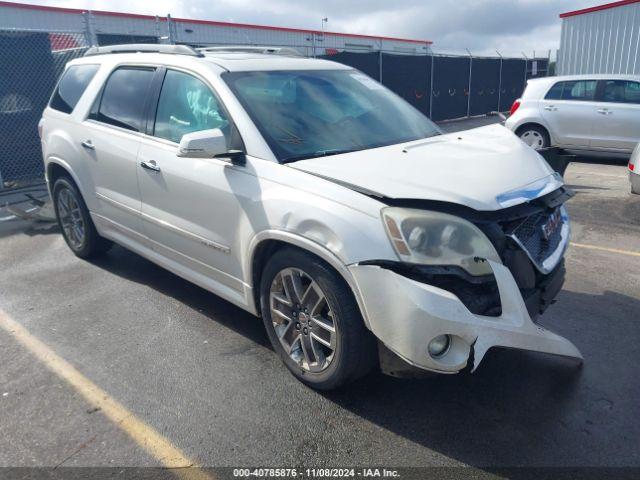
[505,74,640,157]
[630,144,640,194]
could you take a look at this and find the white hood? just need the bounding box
[290,124,560,211]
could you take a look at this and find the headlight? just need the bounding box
[382,207,501,276]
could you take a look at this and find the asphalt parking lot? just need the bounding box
[1,118,639,476]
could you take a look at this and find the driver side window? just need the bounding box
[154,70,229,143]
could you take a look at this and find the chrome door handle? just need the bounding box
[543,105,557,111]
[597,109,612,115]
[140,160,161,172]
[81,140,95,150]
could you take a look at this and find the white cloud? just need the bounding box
[16,0,596,56]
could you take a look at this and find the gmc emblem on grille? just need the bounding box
[541,209,562,241]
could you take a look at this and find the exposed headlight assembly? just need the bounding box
[382,208,501,276]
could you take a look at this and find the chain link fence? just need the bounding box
[0,19,548,191]
[0,30,88,189]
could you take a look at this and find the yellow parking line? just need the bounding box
[571,242,640,258]
[0,308,212,480]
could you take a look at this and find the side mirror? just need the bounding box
[177,128,245,165]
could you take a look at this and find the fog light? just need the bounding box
[428,335,451,358]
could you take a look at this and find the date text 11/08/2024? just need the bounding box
[232,468,401,478]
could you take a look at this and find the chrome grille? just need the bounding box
[506,208,565,270]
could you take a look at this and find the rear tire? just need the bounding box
[631,174,640,195]
[52,176,112,258]
[517,125,550,150]
[260,247,377,390]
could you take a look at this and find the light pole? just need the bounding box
[318,17,327,57]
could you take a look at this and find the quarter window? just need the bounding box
[544,82,563,100]
[94,67,155,132]
[50,64,99,114]
[153,70,229,143]
[602,80,640,104]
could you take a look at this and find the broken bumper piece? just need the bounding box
[349,260,582,374]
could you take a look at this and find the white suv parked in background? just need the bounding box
[506,74,640,156]
[40,45,582,389]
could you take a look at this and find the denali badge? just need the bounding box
[541,209,562,241]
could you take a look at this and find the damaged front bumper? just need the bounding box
[349,259,582,375]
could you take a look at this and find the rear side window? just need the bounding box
[602,80,640,104]
[545,80,596,101]
[49,64,99,114]
[93,67,155,132]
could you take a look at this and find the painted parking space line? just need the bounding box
[570,242,640,258]
[0,308,213,480]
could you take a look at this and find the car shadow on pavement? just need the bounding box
[88,245,272,349]
[89,245,639,468]
[0,218,60,240]
[572,155,630,167]
[564,184,611,191]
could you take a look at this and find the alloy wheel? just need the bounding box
[57,187,85,250]
[269,268,337,373]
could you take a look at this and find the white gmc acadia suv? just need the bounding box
[40,45,582,389]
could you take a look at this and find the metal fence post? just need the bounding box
[522,51,529,90]
[496,50,503,112]
[378,39,383,82]
[83,10,97,46]
[155,15,163,43]
[167,14,175,44]
[466,49,473,117]
[429,49,434,120]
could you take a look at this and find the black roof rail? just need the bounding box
[84,44,204,57]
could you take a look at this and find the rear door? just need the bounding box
[589,79,640,153]
[82,65,156,239]
[539,79,598,147]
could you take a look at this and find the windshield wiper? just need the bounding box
[281,148,360,163]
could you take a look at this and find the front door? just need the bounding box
[136,68,248,296]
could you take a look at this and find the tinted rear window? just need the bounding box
[49,64,99,114]
[93,67,155,132]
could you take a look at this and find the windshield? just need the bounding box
[222,69,441,163]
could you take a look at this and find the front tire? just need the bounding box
[52,176,112,258]
[260,247,376,390]
[517,125,550,150]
